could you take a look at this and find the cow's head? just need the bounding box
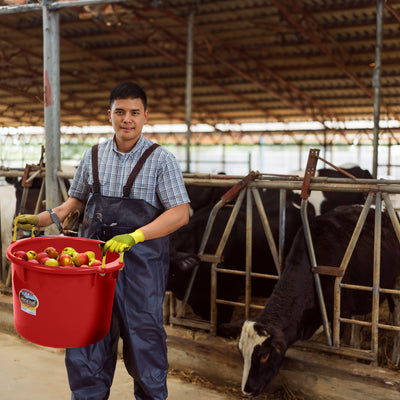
[238,321,286,397]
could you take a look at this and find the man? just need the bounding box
[15,81,190,400]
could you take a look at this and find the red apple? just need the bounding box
[27,259,40,264]
[35,252,49,263]
[13,250,28,260]
[58,253,73,266]
[89,259,102,267]
[44,258,59,267]
[72,252,90,267]
[44,246,59,259]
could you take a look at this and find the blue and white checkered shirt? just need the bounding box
[68,135,189,210]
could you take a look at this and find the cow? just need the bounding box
[234,205,400,397]
[317,164,373,215]
[0,179,16,282]
[184,172,227,214]
[168,187,316,327]
[292,164,373,216]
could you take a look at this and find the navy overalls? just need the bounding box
[65,144,170,400]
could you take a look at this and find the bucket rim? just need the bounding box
[7,236,122,275]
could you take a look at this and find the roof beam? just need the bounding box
[122,7,281,122]
[143,4,351,143]
[271,0,400,122]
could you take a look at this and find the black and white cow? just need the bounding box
[168,188,315,326]
[236,205,400,396]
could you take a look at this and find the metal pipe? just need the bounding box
[0,0,131,14]
[371,193,382,365]
[245,188,252,319]
[333,192,374,347]
[175,198,225,318]
[43,0,61,232]
[0,3,41,14]
[210,189,246,334]
[372,0,384,178]
[382,192,400,243]
[251,187,281,275]
[185,9,194,173]
[278,188,286,269]
[49,0,131,10]
[300,198,332,346]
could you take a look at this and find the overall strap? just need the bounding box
[123,143,160,198]
[91,144,101,193]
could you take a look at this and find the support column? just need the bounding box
[43,0,61,233]
[185,9,194,173]
[372,0,384,179]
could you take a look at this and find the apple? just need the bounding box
[89,259,102,267]
[79,264,89,268]
[27,259,40,264]
[58,253,73,266]
[84,250,96,261]
[26,250,37,260]
[61,247,77,257]
[72,252,90,267]
[44,258,59,267]
[35,252,50,263]
[44,246,59,259]
[13,250,28,260]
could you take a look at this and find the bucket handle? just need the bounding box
[98,243,125,271]
[12,216,35,243]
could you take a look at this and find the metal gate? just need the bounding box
[168,149,400,365]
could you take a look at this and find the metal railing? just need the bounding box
[169,156,400,365]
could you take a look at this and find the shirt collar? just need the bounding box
[112,134,145,156]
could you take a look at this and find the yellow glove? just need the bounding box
[14,214,39,231]
[104,229,145,253]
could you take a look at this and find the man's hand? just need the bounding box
[14,214,39,231]
[104,229,145,253]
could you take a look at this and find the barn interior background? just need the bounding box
[0,0,399,181]
[1,2,400,397]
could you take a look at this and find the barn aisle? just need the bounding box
[0,331,236,400]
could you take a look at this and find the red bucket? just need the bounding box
[7,236,122,348]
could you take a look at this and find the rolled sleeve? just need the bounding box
[156,153,189,210]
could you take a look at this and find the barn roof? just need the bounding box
[0,0,399,144]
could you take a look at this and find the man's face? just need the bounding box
[108,97,148,150]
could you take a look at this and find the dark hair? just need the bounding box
[109,82,147,110]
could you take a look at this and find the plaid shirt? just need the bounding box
[68,135,189,210]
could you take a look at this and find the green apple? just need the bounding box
[61,247,77,257]
[44,258,59,267]
[26,250,37,260]
[84,250,96,260]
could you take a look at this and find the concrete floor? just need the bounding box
[0,331,235,400]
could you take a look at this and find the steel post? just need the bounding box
[300,198,332,346]
[43,0,61,232]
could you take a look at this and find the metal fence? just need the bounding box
[168,167,400,366]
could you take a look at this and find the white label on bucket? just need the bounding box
[19,289,39,316]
